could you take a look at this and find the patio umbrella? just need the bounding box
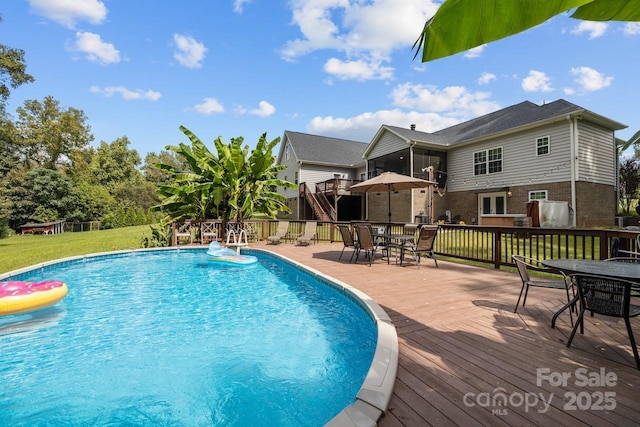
[349,171,436,223]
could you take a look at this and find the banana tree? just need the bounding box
[414,0,640,62]
[153,126,295,224]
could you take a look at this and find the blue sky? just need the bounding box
[2,0,639,159]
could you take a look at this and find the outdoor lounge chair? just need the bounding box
[338,224,359,262]
[567,274,640,370]
[403,225,439,268]
[354,224,385,266]
[267,221,290,245]
[512,255,574,322]
[296,221,317,246]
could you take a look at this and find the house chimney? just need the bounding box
[410,124,416,130]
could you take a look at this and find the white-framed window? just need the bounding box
[536,136,550,156]
[285,144,291,161]
[474,147,502,175]
[528,190,548,201]
[294,171,298,184]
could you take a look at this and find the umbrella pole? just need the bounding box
[388,186,392,224]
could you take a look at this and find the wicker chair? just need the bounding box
[567,274,640,370]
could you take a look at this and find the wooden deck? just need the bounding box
[251,241,640,427]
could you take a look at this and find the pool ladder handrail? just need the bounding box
[225,229,248,254]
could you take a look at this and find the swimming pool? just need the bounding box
[0,248,397,426]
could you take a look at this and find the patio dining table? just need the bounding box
[372,233,416,265]
[542,258,640,328]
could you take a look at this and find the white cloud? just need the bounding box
[249,101,276,117]
[193,98,225,114]
[173,34,207,68]
[624,22,640,36]
[478,72,496,85]
[571,21,608,39]
[90,86,161,101]
[570,66,613,91]
[390,83,499,117]
[233,0,252,13]
[521,70,553,92]
[324,57,393,81]
[308,109,459,142]
[69,31,120,64]
[29,0,107,28]
[464,45,485,59]
[308,82,502,141]
[280,0,438,80]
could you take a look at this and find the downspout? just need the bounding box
[410,141,416,221]
[298,161,303,221]
[569,116,578,227]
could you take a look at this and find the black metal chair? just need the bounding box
[337,224,358,262]
[354,224,385,266]
[512,255,574,324]
[403,226,439,269]
[567,274,640,370]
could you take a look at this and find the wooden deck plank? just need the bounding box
[250,242,640,426]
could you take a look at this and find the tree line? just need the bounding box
[0,16,294,239]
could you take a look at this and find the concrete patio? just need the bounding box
[251,240,640,426]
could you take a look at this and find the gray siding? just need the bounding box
[278,141,300,199]
[300,165,356,190]
[368,130,408,159]
[447,122,573,192]
[576,121,616,186]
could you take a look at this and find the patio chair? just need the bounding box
[403,226,439,269]
[175,221,193,245]
[267,221,290,245]
[354,224,385,266]
[338,224,359,262]
[296,221,318,246]
[512,255,574,323]
[566,274,640,370]
[200,221,218,244]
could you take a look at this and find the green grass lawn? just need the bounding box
[0,225,152,275]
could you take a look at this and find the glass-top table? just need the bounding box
[542,258,640,328]
[542,258,640,281]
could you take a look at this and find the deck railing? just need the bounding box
[171,220,640,269]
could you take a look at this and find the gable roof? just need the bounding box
[282,130,367,167]
[366,99,627,156]
[434,99,625,144]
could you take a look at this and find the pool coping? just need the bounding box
[1,246,399,426]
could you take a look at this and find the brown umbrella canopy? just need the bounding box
[349,172,436,222]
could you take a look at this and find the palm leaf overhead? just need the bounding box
[414,0,640,62]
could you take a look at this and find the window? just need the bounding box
[529,190,548,201]
[285,144,291,161]
[474,147,502,175]
[536,136,550,156]
[294,171,298,185]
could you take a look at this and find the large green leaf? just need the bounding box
[571,0,640,21]
[415,0,601,62]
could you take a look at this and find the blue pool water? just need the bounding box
[0,249,377,426]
